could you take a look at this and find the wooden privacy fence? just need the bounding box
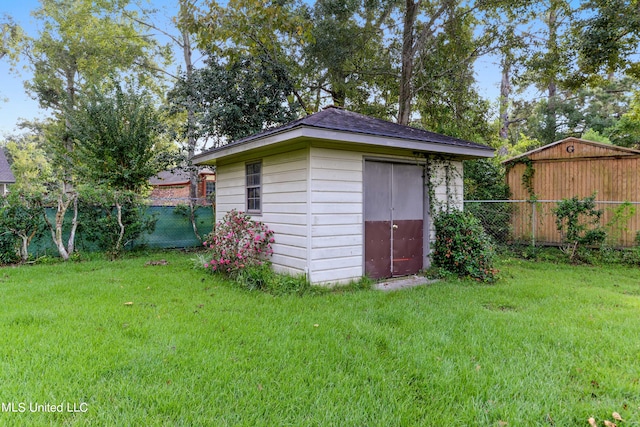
[465,200,640,248]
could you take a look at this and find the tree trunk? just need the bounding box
[48,192,71,260]
[399,0,419,125]
[499,57,511,141]
[67,194,78,254]
[115,199,125,254]
[189,203,202,242]
[545,4,559,144]
[181,20,203,242]
[19,234,29,262]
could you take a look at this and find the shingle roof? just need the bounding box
[150,167,214,186]
[0,149,15,184]
[201,106,493,155]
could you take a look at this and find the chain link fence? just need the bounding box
[465,200,640,248]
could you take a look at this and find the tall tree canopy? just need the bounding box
[169,52,302,144]
[69,84,171,193]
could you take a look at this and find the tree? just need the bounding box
[189,0,313,112]
[14,0,165,260]
[0,191,45,262]
[397,0,502,126]
[169,53,302,144]
[481,1,537,144]
[303,0,396,116]
[517,0,574,144]
[411,2,492,141]
[573,0,640,82]
[1,15,22,61]
[68,84,172,255]
[70,85,170,193]
[4,131,52,195]
[607,90,640,148]
[123,0,201,198]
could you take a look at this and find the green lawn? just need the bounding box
[0,252,639,426]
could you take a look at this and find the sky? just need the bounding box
[0,0,503,137]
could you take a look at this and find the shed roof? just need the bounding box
[503,137,640,164]
[193,106,493,164]
[0,149,15,184]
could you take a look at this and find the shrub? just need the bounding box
[78,189,156,259]
[202,210,274,277]
[0,192,45,262]
[431,209,498,283]
[553,194,607,263]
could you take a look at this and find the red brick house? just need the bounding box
[149,168,215,206]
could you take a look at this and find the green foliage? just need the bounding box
[431,209,498,283]
[0,231,19,264]
[607,90,640,148]
[202,210,274,277]
[78,188,156,259]
[574,0,640,80]
[505,133,542,158]
[581,128,611,144]
[303,0,396,114]
[604,201,636,246]
[463,159,510,201]
[173,203,191,219]
[463,159,512,242]
[4,133,52,195]
[69,84,172,193]
[25,0,162,111]
[505,156,536,199]
[169,53,302,143]
[0,191,45,262]
[553,194,607,263]
[413,2,493,142]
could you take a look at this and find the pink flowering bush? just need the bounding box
[202,209,274,277]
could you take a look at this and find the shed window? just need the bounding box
[246,161,262,213]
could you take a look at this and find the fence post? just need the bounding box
[531,200,536,248]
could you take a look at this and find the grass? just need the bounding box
[0,251,639,426]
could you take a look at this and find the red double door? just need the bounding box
[364,161,425,280]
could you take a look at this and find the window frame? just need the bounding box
[245,160,262,214]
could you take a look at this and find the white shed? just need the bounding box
[193,107,493,285]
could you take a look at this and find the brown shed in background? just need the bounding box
[503,137,640,247]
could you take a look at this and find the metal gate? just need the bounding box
[364,161,424,279]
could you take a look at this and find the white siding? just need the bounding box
[215,149,310,277]
[428,160,464,243]
[431,160,464,210]
[215,145,465,285]
[309,147,364,284]
[261,149,309,275]
[215,163,245,216]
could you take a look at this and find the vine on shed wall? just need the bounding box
[423,155,462,214]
